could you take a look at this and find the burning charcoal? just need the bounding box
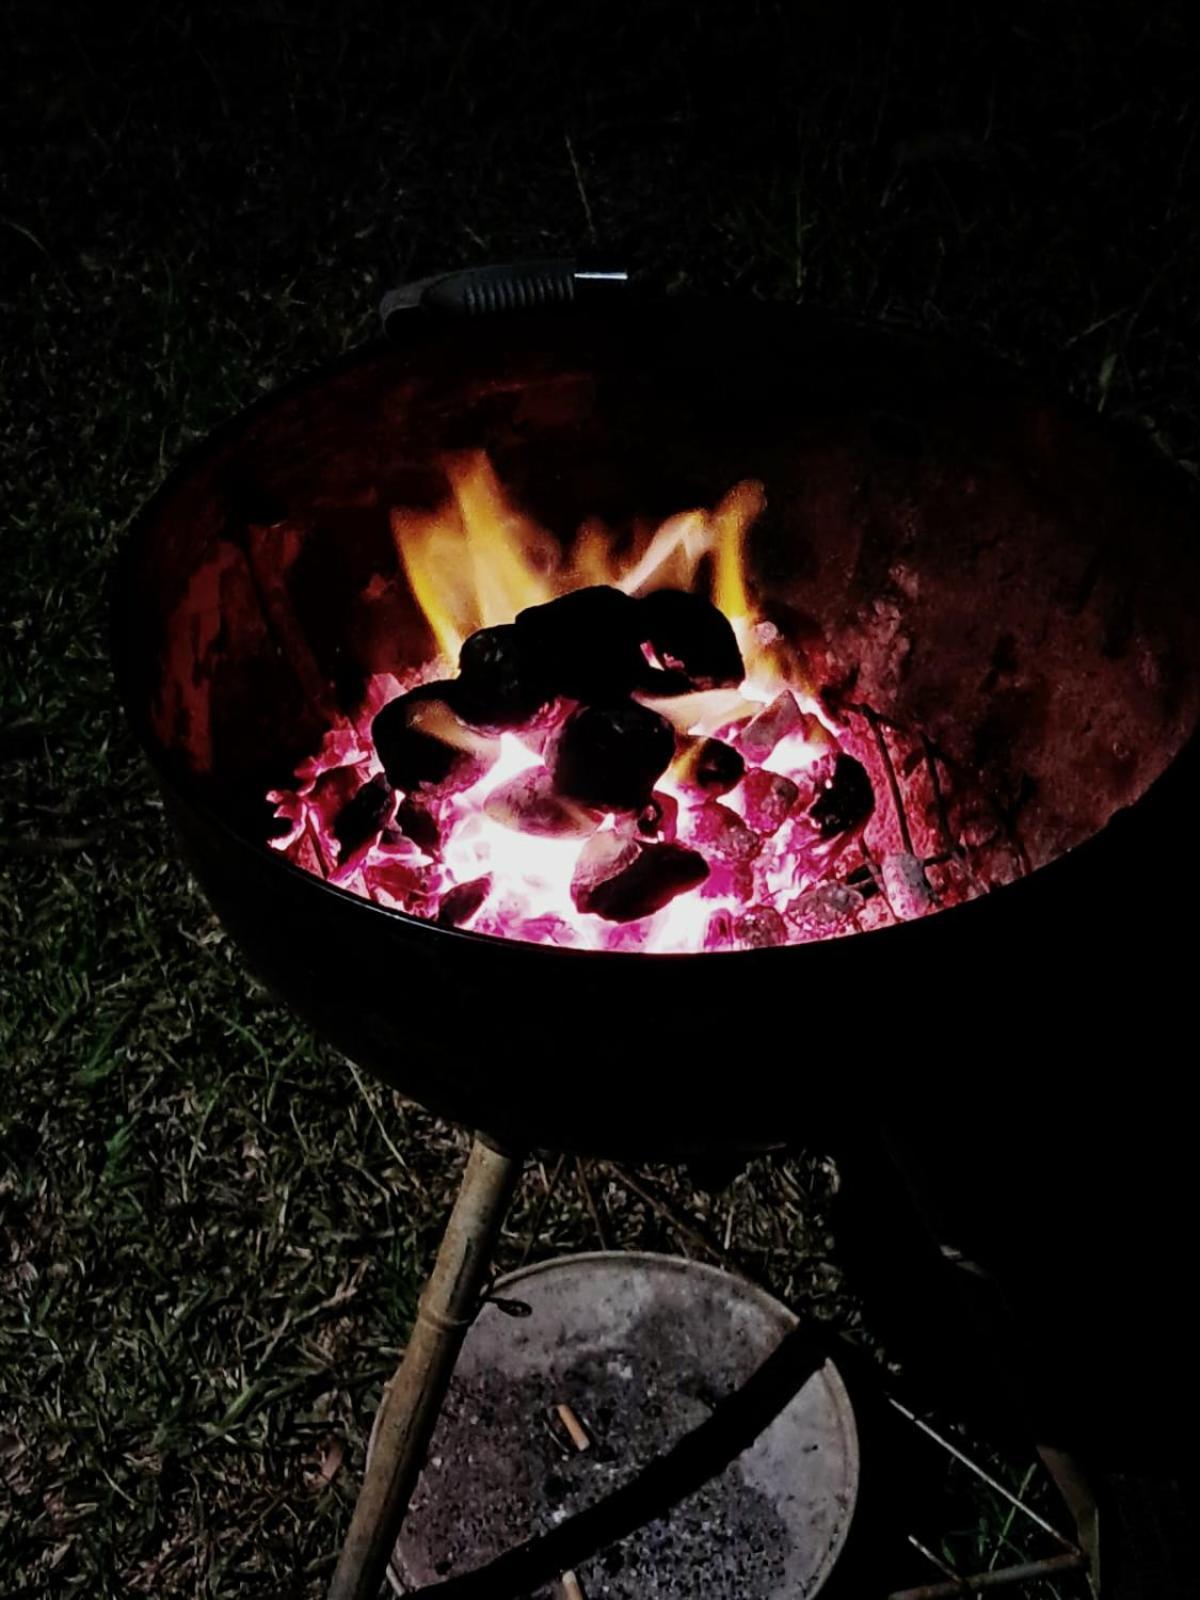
[456,624,552,729]
[628,790,679,842]
[332,773,394,863]
[880,852,935,921]
[289,825,327,881]
[737,690,804,762]
[511,914,580,947]
[734,906,789,948]
[483,769,601,838]
[551,701,676,812]
[809,753,875,838]
[674,737,745,796]
[601,921,654,953]
[368,855,436,911]
[694,738,745,793]
[310,762,363,819]
[691,802,761,864]
[570,832,641,908]
[392,799,440,854]
[573,839,710,923]
[371,683,500,794]
[515,586,645,702]
[786,882,864,936]
[739,768,800,835]
[704,909,735,951]
[700,858,757,906]
[638,588,744,688]
[436,875,492,928]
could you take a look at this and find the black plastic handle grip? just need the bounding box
[380,258,628,333]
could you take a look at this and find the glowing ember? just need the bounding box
[266,453,998,951]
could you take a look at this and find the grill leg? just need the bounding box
[328,1135,523,1600]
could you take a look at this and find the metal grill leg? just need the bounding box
[328,1136,523,1600]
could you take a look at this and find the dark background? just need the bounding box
[3,3,1198,1594]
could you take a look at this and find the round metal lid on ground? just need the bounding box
[377,1251,859,1597]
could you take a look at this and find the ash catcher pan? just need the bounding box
[374,1254,859,1600]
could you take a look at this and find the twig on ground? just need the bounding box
[516,1153,569,1269]
[574,1159,610,1251]
[889,1549,1085,1597]
[604,1163,752,1280]
[887,1397,1078,1551]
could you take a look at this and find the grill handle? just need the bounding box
[380,258,629,332]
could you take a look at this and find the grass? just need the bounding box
[2,2,1197,1594]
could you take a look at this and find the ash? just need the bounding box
[399,1304,795,1598]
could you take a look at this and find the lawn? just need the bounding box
[3,4,1198,1594]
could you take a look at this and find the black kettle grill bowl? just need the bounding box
[113,304,1200,1159]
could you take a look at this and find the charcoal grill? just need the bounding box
[112,270,1200,1598]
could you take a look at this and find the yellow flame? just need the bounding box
[571,518,618,587]
[713,479,766,631]
[391,505,471,661]
[393,449,771,677]
[448,453,557,628]
[618,509,712,596]
[392,453,559,661]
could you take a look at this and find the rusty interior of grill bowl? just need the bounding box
[115,305,1200,1154]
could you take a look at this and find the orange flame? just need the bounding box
[391,449,777,684]
[392,453,558,660]
[713,479,766,640]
